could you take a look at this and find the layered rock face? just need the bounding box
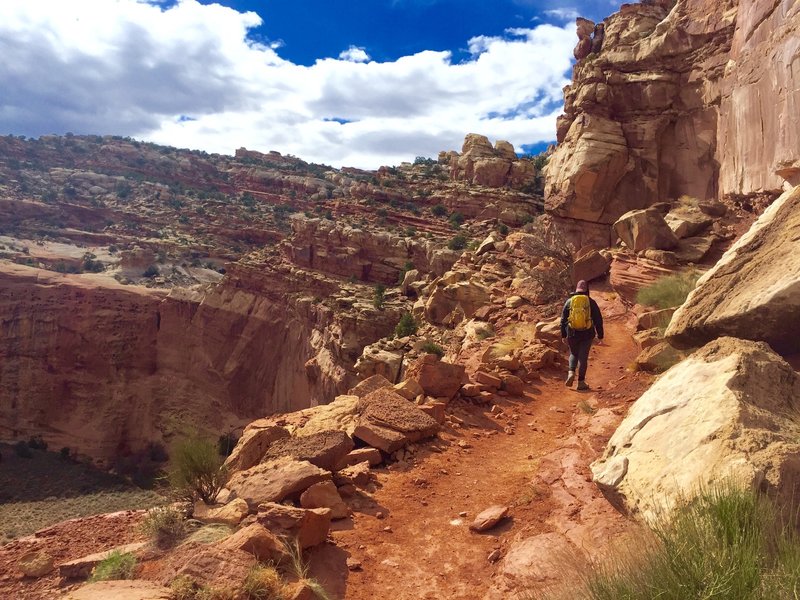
[666,185,800,352]
[0,255,400,459]
[545,0,800,232]
[441,134,537,190]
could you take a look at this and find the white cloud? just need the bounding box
[0,0,574,169]
[544,8,580,21]
[338,46,371,63]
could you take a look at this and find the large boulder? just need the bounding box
[216,522,290,564]
[571,248,612,283]
[63,581,172,600]
[591,337,800,521]
[261,429,354,472]
[666,186,800,353]
[425,279,491,325]
[257,503,332,549]
[227,457,331,508]
[613,207,680,253]
[353,387,440,453]
[405,354,466,399]
[223,422,290,472]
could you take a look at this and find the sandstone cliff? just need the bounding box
[545,0,799,239]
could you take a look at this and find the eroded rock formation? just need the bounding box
[545,0,800,239]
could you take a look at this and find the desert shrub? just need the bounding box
[448,211,464,228]
[242,564,289,600]
[89,550,137,582]
[431,204,447,217]
[60,446,72,460]
[637,271,700,310]
[139,505,188,548]
[527,484,800,600]
[372,284,386,310]
[142,265,159,278]
[447,234,467,251]
[14,441,32,458]
[168,434,227,503]
[497,223,509,236]
[170,576,233,600]
[421,341,445,358]
[395,313,418,338]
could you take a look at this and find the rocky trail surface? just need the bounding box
[309,292,651,599]
[0,292,651,599]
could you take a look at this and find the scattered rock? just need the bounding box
[335,447,383,470]
[572,248,612,283]
[393,378,424,401]
[216,522,290,564]
[334,461,372,487]
[223,421,290,472]
[407,354,466,399]
[614,207,679,252]
[261,429,354,472]
[353,387,440,453]
[193,498,250,526]
[470,505,509,532]
[18,551,54,578]
[348,374,394,398]
[63,581,172,600]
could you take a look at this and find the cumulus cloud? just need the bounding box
[0,0,574,168]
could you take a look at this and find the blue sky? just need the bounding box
[0,0,620,168]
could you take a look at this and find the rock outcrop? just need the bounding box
[666,186,800,353]
[591,337,800,521]
[441,134,537,190]
[545,0,800,236]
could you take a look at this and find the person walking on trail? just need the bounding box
[561,279,604,391]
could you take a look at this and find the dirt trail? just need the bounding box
[311,292,651,599]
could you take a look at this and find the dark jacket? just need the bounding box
[560,292,604,340]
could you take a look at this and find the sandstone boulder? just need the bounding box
[470,505,509,532]
[216,522,290,564]
[223,422,290,472]
[572,249,612,284]
[674,235,714,263]
[666,187,800,353]
[335,447,383,469]
[300,481,349,519]
[400,268,420,296]
[591,337,800,521]
[261,429,354,472]
[348,374,393,398]
[425,279,491,325]
[59,542,146,579]
[614,208,679,253]
[664,205,713,239]
[406,354,465,399]
[227,457,331,508]
[354,347,403,383]
[171,546,255,590]
[193,498,249,526]
[634,341,683,373]
[293,395,360,436]
[18,551,54,578]
[393,378,424,401]
[353,387,440,453]
[257,503,332,548]
[63,581,172,600]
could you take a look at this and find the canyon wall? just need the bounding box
[545,0,800,241]
[0,257,399,459]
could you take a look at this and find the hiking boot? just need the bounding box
[565,371,575,387]
[576,380,589,392]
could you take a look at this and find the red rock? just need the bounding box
[300,481,349,519]
[474,371,502,388]
[261,429,354,472]
[216,523,289,564]
[470,505,509,532]
[226,457,331,509]
[257,503,332,549]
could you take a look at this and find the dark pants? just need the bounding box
[568,337,593,381]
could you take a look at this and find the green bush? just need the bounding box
[447,234,468,251]
[142,265,159,278]
[168,434,226,503]
[139,506,187,549]
[89,550,137,582]
[372,284,386,310]
[217,432,238,457]
[497,223,509,236]
[431,204,447,217]
[395,313,418,338]
[637,271,701,309]
[421,341,445,358]
[529,484,800,600]
[448,212,464,228]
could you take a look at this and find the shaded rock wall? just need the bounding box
[0,260,397,459]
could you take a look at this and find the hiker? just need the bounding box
[560,279,604,391]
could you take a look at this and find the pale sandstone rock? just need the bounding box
[335,447,383,470]
[393,378,424,401]
[636,308,675,330]
[171,546,255,590]
[425,279,491,325]
[216,522,290,564]
[293,395,360,436]
[470,505,509,532]
[400,268,420,296]
[501,375,525,396]
[475,235,496,257]
[227,457,331,508]
[505,295,525,309]
[667,187,800,353]
[674,235,714,263]
[193,498,249,526]
[633,328,662,352]
[572,248,612,284]
[635,341,683,373]
[63,581,172,600]
[614,208,679,253]
[354,347,403,383]
[225,419,289,471]
[18,551,54,578]
[261,429,354,472]
[348,374,393,398]
[334,461,372,487]
[300,481,349,519]
[592,337,800,522]
[664,206,713,239]
[257,503,332,548]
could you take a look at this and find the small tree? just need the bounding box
[448,234,468,251]
[395,313,418,338]
[431,204,447,217]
